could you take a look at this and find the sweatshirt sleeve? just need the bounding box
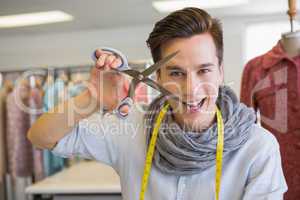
[51,111,121,168]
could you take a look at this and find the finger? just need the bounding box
[95,54,108,69]
[94,49,113,59]
[94,49,103,59]
[119,105,129,115]
[105,55,116,66]
[110,58,122,69]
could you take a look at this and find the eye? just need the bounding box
[199,69,211,74]
[169,71,185,77]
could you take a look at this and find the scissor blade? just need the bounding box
[110,68,140,78]
[128,78,139,99]
[142,50,179,77]
[142,77,179,101]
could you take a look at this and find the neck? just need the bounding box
[281,30,300,57]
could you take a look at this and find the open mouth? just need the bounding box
[182,97,208,113]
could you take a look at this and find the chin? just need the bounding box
[182,111,205,123]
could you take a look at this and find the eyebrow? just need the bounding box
[199,63,215,68]
[166,63,215,70]
[165,65,184,70]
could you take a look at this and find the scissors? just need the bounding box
[92,47,179,118]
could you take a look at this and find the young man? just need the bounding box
[28,7,287,200]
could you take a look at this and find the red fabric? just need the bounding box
[241,41,300,200]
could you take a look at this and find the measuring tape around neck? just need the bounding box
[139,103,224,200]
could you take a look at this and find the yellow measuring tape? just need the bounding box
[139,103,224,200]
[215,106,224,200]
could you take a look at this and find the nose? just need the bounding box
[184,73,202,101]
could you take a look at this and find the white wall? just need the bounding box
[222,19,246,96]
[0,15,289,96]
[0,25,153,70]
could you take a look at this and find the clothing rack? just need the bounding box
[0,60,152,89]
[0,65,92,89]
[0,64,92,74]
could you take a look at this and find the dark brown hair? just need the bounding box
[146,7,223,66]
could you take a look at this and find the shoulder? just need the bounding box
[230,124,282,173]
[245,123,280,156]
[243,56,265,79]
[243,49,276,80]
[245,55,264,67]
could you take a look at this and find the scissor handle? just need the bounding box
[91,47,129,70]
[113,97,134,118]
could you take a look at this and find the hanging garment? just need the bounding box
[6,83,33,179]
[2,79,14,200]
[68,81,86,98]
[240,40,300,200]
[0,183,4,200]
[5,174,13,200]
[28,85,44,182]
[0,86,9,200]
[6,82,33,200]
[42,78,67,176]
[14,176,32,200]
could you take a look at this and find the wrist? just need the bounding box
[72,89,99,118]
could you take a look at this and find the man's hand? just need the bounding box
[89,49,129,113]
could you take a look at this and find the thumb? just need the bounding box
[119,105,130,115]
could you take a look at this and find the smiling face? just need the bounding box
[157,33,224,131]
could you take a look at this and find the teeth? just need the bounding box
[186,98,205,106]
[187,102,199,106]
[184,97,206,111]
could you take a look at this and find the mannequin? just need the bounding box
[281,0,300,57]
[241,2,300,200]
